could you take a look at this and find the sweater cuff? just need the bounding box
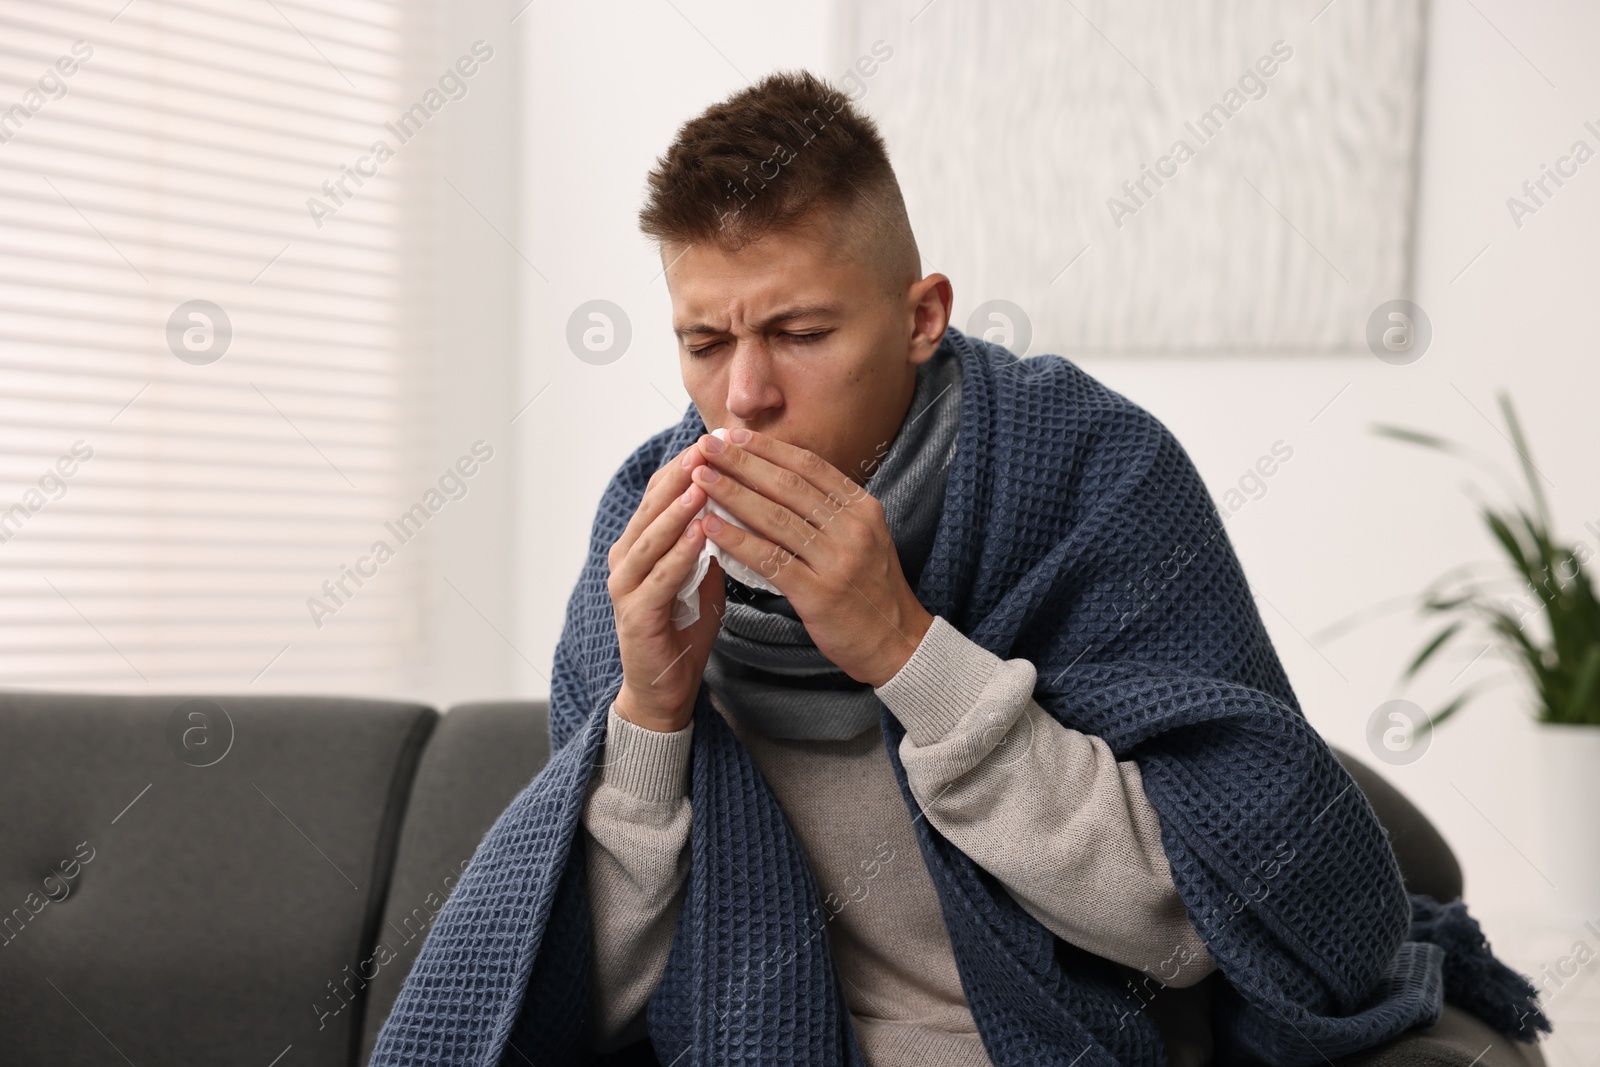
[873,614,1005,747]
[598,702,694,803]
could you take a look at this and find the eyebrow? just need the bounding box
[673,303,840,339]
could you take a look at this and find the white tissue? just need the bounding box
[672,427,782,629]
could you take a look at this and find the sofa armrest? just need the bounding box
[360,699,551,1065]
[1329,745,1464,904]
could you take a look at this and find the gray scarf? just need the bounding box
[703,340,963,740]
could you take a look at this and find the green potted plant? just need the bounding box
[1371,390,1600,919]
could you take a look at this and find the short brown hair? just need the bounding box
[638,69,920,299]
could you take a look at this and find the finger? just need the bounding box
[694,430,874,565]
[635,511,712,616]
[613,445,698,566]
[704,429,871,509]
[691,461,836,570]
[611,479,706,598]
[691,435,832,534]
[702,507,814,598]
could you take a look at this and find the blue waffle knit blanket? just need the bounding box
[370,326,1549,1066]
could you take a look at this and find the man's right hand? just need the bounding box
[606,442,728,732]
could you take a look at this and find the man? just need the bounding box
[370,71,1546,1067]
[586,71,1216,1066]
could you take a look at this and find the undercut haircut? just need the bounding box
[638,69,921,302]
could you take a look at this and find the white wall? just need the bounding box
[510,0,1600,932]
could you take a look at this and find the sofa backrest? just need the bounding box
[359,700,550,1064]
[0,690,435,1067]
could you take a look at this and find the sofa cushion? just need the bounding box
[360,700,550,1065]
[0,690,434,1067]
[1331,1002,1546,1066]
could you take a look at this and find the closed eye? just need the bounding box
[687,330,831,358]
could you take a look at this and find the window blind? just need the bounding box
[0,0,429,693]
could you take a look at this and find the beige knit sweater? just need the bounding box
[581,614,1219,1065]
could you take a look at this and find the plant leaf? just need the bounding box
[1414,675,1515,735]
[1402,621,1464,680]
[1370,421,1526,501]
[1563,644,1600,725]
[1496,391,1552,535]
[1369,424,1461,453]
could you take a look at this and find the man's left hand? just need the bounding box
[683,427,934,688]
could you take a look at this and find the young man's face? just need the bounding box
[663,212,951,486]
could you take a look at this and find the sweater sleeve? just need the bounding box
[579,703,694,1052]
[876,614,1216,989]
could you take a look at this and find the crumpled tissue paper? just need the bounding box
[672,427,781,629]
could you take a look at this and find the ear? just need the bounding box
[908,273,952,364]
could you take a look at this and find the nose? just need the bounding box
[724,338,783,423]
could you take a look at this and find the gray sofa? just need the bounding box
[0,690,1544,1066]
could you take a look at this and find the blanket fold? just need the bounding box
[369,326,1549,1067]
